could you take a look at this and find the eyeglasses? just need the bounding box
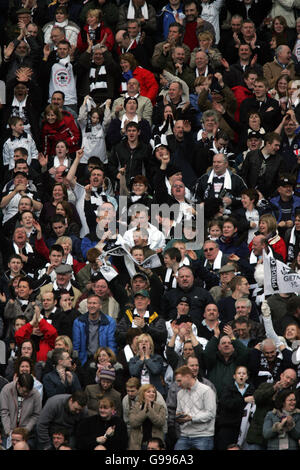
[173,184,184,189]
[204,248,214,252]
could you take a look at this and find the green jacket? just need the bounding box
[203,335,249,398]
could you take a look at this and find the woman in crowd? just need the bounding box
[83,346,124,392]
[76,397,128,450]
[76,8,115,53]
[128,384,166,450]
[249,213,287,261]
[43,5,80,46]
[263,389,300,450]
[41,104,80,157]
[119,53,159,106]
[128,334,166,397]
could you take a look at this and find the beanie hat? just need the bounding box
[99,368,115,381]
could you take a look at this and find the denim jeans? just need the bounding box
[242,442,265,450]
[174,436,214,450]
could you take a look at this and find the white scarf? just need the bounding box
[13,242,33,254]
[127,0,149,19]
[55,19,68,28]
[207,168,232,190]
[249,250,258,264]
[121,113,138,129]
[124,344,135,362]
[204,249,223,270]
[131,309,150,327]
[289,226,296,246]
[53,156,69,168]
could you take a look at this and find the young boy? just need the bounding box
[2,116,38,171]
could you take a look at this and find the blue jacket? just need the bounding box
[160,3,184,39]
[269,194,300,223]
[42,369,81,400]
[72,312,117,365]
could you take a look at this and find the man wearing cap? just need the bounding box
[85,368,122,417]
[116,289,167,354]
[73,294,117,365]
[38,264,82,308]
[209,263,237,304]
[270,174,300,235]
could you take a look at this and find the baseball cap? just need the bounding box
[134,289,150,298]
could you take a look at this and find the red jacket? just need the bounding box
[249,234,287,262]
[41,113,80,156]
[15,318,58,362]
[131,66,159,105]
[77,23,114,53]
[35,237,85,274]
[232,85,254,122]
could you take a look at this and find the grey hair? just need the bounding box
[235,298,252,309]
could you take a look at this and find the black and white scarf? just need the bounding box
[89,63,108,94]
[258,353,282,384]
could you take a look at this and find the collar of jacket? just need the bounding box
[78,311,110,325]
[125,308,158,324]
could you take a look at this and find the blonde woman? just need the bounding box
[128,384,166,450]
[128,334,165,396]
[251,213,287,261]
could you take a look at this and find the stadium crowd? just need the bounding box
[1,0,300,451]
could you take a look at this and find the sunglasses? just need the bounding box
[204,248,214,252]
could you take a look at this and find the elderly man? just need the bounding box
[76,42,120,106]
[38,264,82,307]
[248,338,294,389]
[200,240,229,273]
[116,289,167,354]
[229,297,266,339]
[161,265,214,325]
[263,45,298,89]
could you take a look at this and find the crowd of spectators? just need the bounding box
[1,0,300,452]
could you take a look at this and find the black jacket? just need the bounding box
[241,149,286,199]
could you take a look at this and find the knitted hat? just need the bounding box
[99,368,115,381]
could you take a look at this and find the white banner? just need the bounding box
[263,250,300,295]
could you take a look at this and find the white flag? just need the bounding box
[263,250,300,295]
